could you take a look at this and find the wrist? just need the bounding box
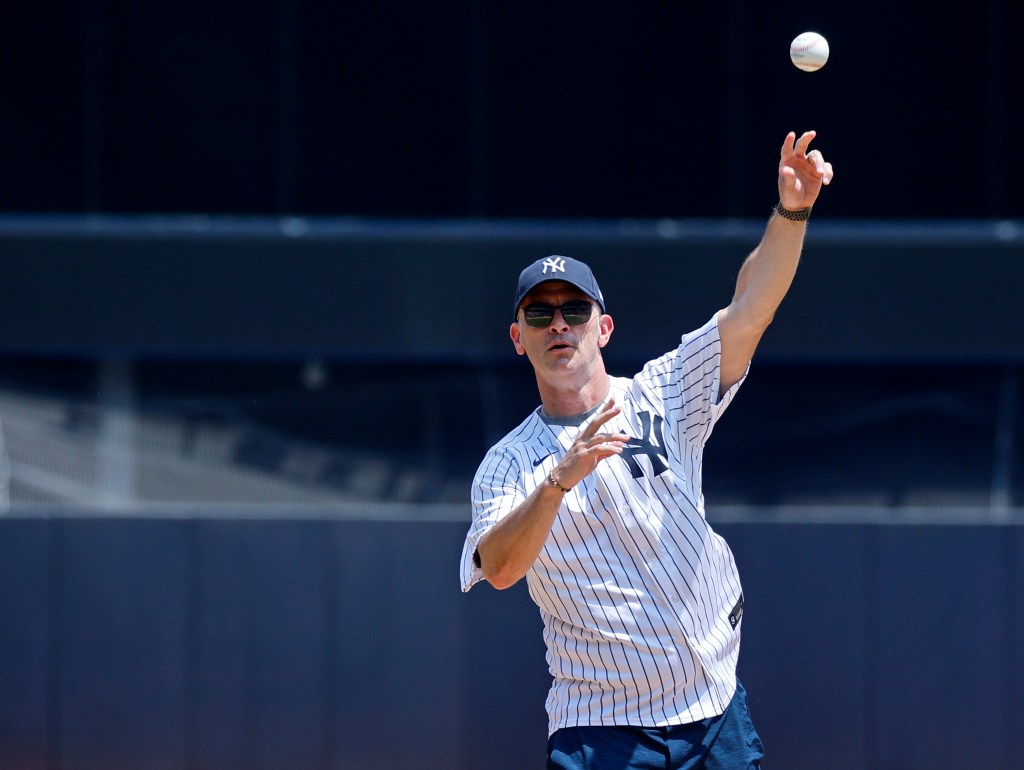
[547,469,572,494]
[774,200,811,221]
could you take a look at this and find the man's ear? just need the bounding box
[597,313,614,348]
[510,322,527,356]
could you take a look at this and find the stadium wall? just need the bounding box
[1,216,1023,365]
[0,514,1021,770]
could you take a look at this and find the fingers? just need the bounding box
[580,439,629,463]
[582,396,630,447]
[803,150,834,184]
[780,130,834,188]
[576,430,631,459]
[791,130,817,157]
[558,431,629,486]
[554,396,631,488]
[580,395,622,439]
[780,131,796,157]
[782,131,823,166]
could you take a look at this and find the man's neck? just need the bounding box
[536,372,611,419]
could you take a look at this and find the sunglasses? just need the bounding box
[520,300,594,328]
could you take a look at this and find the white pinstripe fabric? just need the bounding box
[460,314,748,736]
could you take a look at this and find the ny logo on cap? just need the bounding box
[542,257,566,274]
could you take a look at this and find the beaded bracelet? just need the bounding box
[548,469,571,493]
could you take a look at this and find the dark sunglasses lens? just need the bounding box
[523,306,555,327]
[523,302,592,327]
[561,302,592,325]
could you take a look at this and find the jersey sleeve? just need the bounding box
[633,311,747,448]
[460,446,527,592]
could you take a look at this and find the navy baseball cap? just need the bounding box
[513,255,606,319]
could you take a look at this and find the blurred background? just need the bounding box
[0,2,1021,769]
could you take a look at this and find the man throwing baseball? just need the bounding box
[460,131,833,769]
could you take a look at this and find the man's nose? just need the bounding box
[549,309,570,330]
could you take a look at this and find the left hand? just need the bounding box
[778,130,834,211]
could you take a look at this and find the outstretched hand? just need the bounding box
[553,397,630,490]
[779,131,834,211]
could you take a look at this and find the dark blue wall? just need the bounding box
[1,3,1022,220]
[1,515,1020,770]
[2,218,1023,364]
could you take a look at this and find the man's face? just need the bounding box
[509,281,613,377]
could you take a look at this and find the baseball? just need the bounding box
[790,32,829,72]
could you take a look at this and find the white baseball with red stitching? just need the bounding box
[790,32,829,72]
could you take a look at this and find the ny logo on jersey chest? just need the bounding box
[621,411,668,479]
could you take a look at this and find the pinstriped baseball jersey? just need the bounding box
[460,313,748,736]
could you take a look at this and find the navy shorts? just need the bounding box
[546,679,764,770]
